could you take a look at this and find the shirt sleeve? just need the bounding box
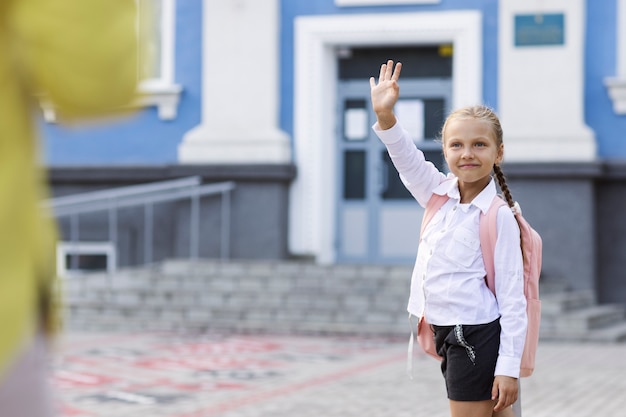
[372,120,446,207]
[493,206,527,378]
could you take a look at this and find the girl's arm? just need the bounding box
[370,60,447,206]
[491,206,526,409]
[493,207,526,375]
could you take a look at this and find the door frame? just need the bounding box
[290,11,482,264]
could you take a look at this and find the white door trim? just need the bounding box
[289,11,482,263]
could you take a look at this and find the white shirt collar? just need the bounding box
[431,177,497,214]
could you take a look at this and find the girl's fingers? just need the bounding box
[385,59,394,79]
[378,63,387,83]
[374,60,401,86]
[392,61,402,81]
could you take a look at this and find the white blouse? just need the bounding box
[373,120,527,378]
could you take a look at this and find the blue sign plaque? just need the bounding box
[515,13,565,47]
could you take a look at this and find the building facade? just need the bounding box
[44,0,626,305]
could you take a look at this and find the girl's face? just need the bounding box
[442,118,503,187]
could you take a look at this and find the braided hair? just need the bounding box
[441,105,514,208]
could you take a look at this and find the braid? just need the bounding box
[493,164,515,208]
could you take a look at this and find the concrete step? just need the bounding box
[585,322,626,342]
[62,259,413,335]
[62,259,626,344]
[540,304,626,339]
[541,290,596,315]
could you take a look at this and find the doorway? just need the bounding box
[335,46,452,263]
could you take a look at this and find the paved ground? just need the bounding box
[50,331,626,417]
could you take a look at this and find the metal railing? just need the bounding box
[44,176,236,272]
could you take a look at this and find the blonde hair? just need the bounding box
[441,105,514,208]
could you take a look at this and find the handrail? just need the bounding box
[46,177,236,270]
[50,181,235,217]
[45,176,201,210]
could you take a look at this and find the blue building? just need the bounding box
[44,0,626,306]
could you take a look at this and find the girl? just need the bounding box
[370,60,526,417]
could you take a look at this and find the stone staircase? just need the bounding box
[63,259,413,335]
[540,290,626,342]
[62,259,626,342]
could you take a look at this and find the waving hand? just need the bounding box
[369,60,402,129]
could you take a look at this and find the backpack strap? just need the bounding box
[479,195,508,295]
[422,193,450,237]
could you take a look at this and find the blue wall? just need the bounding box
[585,0,626,159]
[41,0,203,165]
[279,0,500,141]
[41,1,626,164]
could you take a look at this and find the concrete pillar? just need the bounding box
[178,0,290,163]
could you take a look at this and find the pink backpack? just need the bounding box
[417,193,542,378]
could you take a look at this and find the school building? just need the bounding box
[44,0,626,308]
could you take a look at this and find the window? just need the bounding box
[135,0,182,120]
[56,242,117,277]
[41,0,182,122]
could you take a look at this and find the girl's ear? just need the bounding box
[496,143,504,164]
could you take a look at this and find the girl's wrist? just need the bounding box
[376,112,397,130]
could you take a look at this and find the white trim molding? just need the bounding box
[57,241,117,277]
[39,84,183,123]
[136,0,182,120]
[605,0,626,114]
[289,11,482,263]
[136,83,183,121]
[335,0,440,6]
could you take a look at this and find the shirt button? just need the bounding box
[453,206,457,211]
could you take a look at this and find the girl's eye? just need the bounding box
[450,143,461,148]
[475,142,487,147]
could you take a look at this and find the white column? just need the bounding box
[178,0,290,163]
[499,0,596,162]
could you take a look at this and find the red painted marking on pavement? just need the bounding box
[57,403,94,416]
[175,352,406,417]
[160,339,283,355]
[134,356,281,371]
[54,370,118,388]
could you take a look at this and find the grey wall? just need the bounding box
[49,165,296,267]
[596,162,626,305]
[505,163,600,294]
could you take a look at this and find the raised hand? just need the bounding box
[369,60,402,129]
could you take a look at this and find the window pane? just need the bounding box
[338,45,453,80]
[395,99,424,142]
[344,151,366,199]
[423,149,445,172]
[65,254,108,271]
[344,99,368,141]
[424,99,446,140]
[381,151,412,200]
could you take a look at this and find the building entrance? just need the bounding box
[335,46,452,263]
